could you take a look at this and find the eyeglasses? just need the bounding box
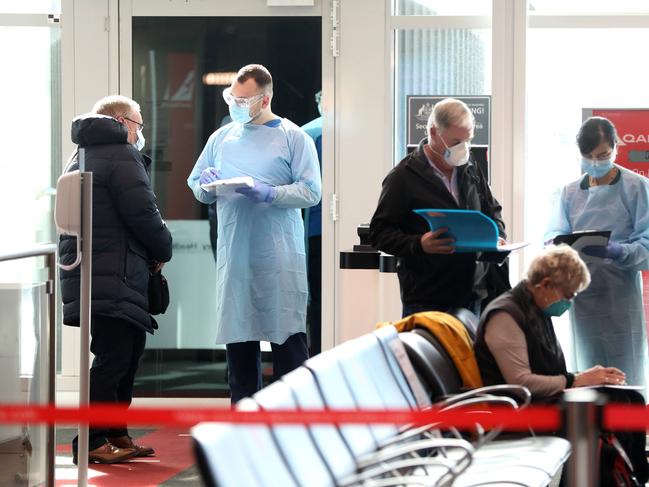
[124,117,145,131]
[563,291,578,301]
[222,87,264,108]
[555,287,578,301]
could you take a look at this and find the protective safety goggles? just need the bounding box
[583,149,617,163]
[222,87,265,108]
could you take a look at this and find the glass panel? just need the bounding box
[0,260,51,486]
[132,16,321,397]
[525,28,649,366]
[0,24,60,377]
[393,28,491,162]
[0,19,59,484]
[0,26,60,254]
[394,0,491,16]
[0,0,60,14]
[529,0,649,15]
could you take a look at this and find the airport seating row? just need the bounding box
[192,322,570,486]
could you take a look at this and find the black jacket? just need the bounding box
[369,139,506,308]
[59,114,173,333]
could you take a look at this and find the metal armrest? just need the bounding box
[345,438,474,487]
[381,421,443,448]
[346,457,459,487]
[356,437,474,472]
[382,394,518,450]
[439,384,532,410]
[437,395,520,446]
[440,394,519,412]
[360,476,450,487]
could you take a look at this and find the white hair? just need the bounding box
[426,98,474,144]
[527,245,591,292]
[91,95,140,118]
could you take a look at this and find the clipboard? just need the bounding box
[200,176,254,195]
[552,230,611,264]
[580,384,644,391]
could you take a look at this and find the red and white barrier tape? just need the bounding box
[0,403,561,431]
[2,403,647,430]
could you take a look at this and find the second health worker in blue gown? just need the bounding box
[545,116,649,391]
[187,64,321,402]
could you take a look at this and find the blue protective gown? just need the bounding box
[545,166,649,390]
[301,116,322,238]
[187,118,321,344]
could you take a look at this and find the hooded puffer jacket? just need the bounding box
[59,114,172,333]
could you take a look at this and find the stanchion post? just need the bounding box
[563,388,602,487]
[77,155,92,486]
[46,251,57,487]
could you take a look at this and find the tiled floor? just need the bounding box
[55,427,202,486]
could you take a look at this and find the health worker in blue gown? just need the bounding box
[301,90,323,355]
[545,116,649,391]
[187,64,322,403]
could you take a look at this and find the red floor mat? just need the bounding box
[55,427,194,486]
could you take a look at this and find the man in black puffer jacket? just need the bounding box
[59,95,172,465]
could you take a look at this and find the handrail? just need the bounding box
[0,243,57,262]
[0,242,57,487]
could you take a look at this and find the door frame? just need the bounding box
[117,0,338,352]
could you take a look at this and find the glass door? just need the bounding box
[0,2,61,484]
[122,3,324,397]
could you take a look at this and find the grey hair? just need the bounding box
[91,95,140,118]
[527,245,591,293]
[426,98,474,144]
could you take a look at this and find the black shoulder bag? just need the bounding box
[148,271,170,315]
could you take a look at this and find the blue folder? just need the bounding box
[413,209,527,254]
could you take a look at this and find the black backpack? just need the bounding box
[599,433,641,487]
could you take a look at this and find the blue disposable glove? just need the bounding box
[200,167,221,185]
[236,180,275,204]
[582,242,624,260]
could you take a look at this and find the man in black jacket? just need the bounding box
[59,95,172,464]
[369,98,508,318]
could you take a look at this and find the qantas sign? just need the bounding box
[617,134,649,146]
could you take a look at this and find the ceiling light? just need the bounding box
[202,72,237,86]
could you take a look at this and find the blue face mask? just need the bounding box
[229,104,253,124]
[542,298,572,317]
[581,157,614,179]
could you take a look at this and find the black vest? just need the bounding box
[475,281,568,390]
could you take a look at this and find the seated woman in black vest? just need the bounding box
[474,245,647,484]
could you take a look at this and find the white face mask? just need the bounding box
[134,129,145,151]
[441,139,470,167]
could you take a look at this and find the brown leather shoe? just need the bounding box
[73,442,137,465]
[107,435,155,457]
